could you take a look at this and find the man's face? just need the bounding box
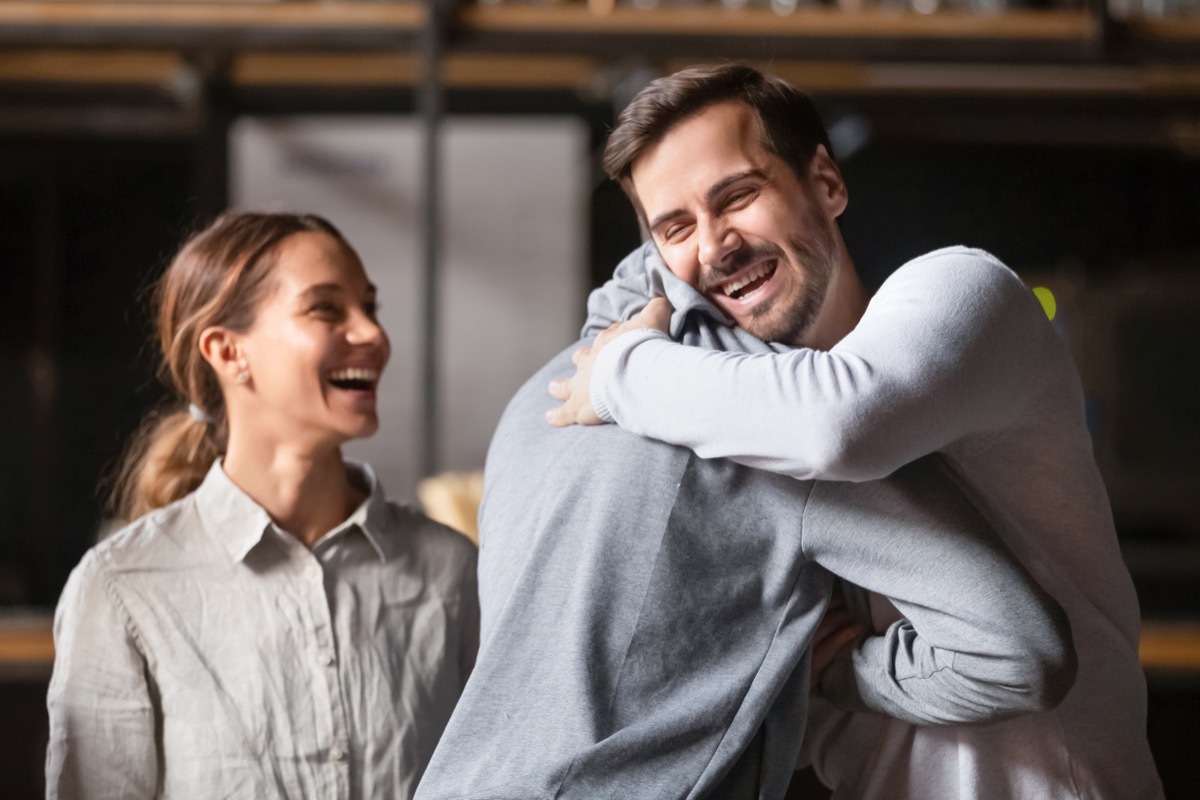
[630,101,848,348]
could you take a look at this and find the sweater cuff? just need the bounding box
[590,328,670,424]
[814,639,875,715]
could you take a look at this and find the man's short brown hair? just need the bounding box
[603,64,832,223]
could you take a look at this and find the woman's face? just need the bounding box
[232,230,390,450]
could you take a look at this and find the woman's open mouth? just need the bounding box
[327,367,380,392]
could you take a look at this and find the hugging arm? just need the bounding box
[583,248,1055,482]
[801,455,1076,724]
[46,557,159,800]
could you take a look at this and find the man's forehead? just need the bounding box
[630,102,774,212]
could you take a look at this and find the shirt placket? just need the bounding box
[295,545,351,800]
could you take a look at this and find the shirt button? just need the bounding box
[306,563,323,581]
[319,649,336,667]
[329,744,347,762]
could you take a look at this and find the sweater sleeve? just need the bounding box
[802,455,1076,724]
[590,248,1056,481]
[46,554,160,800]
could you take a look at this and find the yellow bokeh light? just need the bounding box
[1032,286,1057,321]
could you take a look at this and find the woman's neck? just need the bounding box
[221,438,364,549]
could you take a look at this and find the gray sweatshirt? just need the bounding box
[414,266,1073,800]
[585,243,1162,799]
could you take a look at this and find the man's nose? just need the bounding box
[697,217,741,270]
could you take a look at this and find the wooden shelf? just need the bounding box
[453,5,1101,61]
[459,4,1093,39]
[1140,621,1200,674]
[0,1,425,50]
[5,614,1200,678]
[0,614,53,680]
[1124,16,1200,60]
[0,2,1102,60]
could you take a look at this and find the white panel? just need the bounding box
[439,117,588,474]
[229,115,587,501]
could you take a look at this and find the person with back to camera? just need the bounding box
[46,212,479,800]
[547,63,1163,799]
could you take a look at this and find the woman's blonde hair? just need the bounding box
[108,212,347,523]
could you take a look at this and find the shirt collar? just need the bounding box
[194,459,394,564]
[337,460,394,562]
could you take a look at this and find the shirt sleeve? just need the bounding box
[46,554,160,800]
[802,455,1077,725]
[590,248,1058,481]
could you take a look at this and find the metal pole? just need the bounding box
[28,147,62,604]
[418,0,448,479]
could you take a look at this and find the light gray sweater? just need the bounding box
[414,261,1073,800]
[586,243,1162,800]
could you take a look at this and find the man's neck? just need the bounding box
[799,258,870,350]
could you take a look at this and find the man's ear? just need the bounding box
[198,326,243,386]
[808,145,849,219]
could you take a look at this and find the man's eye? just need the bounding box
[726,189,755,208]
[363,301,380,318]
[311,302,340,315]
[662,224,689,242]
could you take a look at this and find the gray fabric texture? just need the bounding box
[414,282,1072,800]
[585,243,1162,800]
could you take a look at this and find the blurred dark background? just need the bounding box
[3,2,1200,797]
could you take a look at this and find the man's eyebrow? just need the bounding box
[646,170,767,234]
[647,207,686,235]
[704,170,766,207]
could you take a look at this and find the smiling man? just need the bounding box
[548,64,1163,799]
[631,98,859,352]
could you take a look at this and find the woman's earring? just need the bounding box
[235,360,250,385]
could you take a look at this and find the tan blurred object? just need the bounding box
[417,471,484,544]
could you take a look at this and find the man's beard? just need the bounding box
[748,227,836,346]
[701,215,838,347]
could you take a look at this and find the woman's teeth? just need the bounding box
[328,368,379,390]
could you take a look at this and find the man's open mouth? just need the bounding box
[719,261,776,301]
[327,367,380,391]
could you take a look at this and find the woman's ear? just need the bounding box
[198,327,243,386]
[808,145,849,219]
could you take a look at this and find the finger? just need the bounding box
[645,296,672,314]
[642,296,674,329]
[546,406,571,428]
[571,346,592,365]
[548,378,570,401]
[595,327,620,348]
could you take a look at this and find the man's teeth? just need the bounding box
[328,368,379,382]
[722,262,774,297]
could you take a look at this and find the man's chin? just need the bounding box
[740,308,811,347]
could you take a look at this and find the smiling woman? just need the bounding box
[45,212,479,800]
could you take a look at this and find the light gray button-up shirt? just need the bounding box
[47,460,479,800]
